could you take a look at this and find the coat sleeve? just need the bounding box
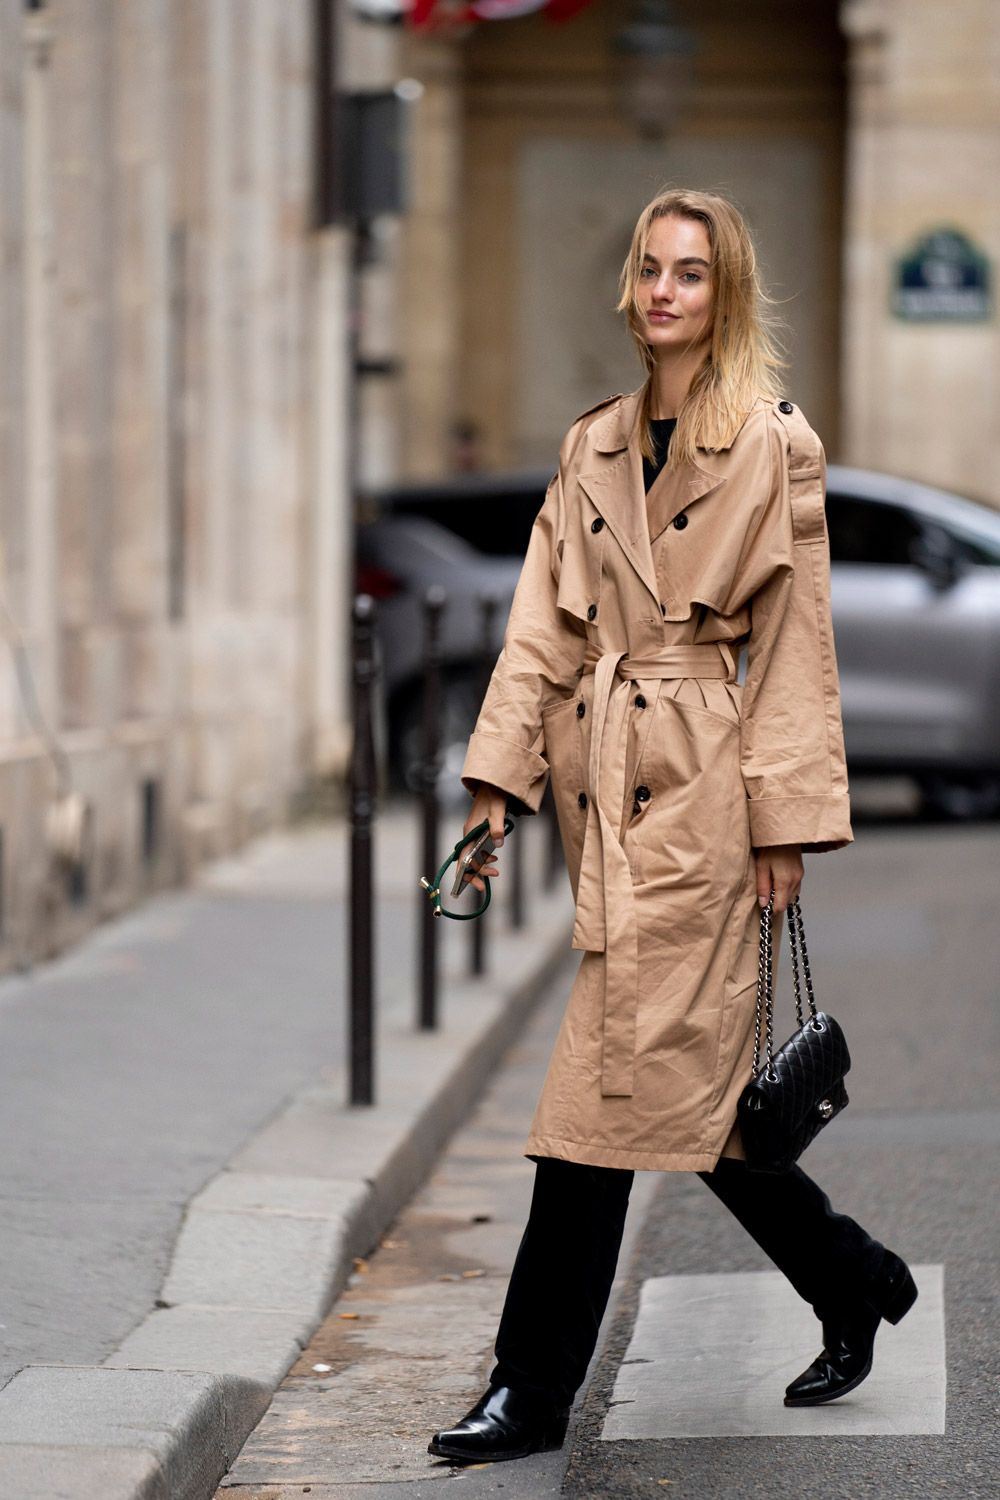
[737,406,853,852]
[459,426,588,816]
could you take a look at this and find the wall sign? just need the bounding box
[892,228,992,322]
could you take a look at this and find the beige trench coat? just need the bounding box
[460,388,853,1172]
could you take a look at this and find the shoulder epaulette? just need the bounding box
[771,398,827,544]
[573,391,625,423]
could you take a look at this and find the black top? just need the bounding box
[643,416,678,494]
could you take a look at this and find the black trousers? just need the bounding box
[490,1154,888,1411]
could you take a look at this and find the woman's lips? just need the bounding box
[648,312,679,322]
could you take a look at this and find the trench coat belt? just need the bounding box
[570,640,739,1098]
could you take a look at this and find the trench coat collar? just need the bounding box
[578,388,751,609]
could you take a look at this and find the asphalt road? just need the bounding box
[218,811,1000,1499]
[566,820,1000,1499]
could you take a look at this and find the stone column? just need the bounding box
[398,35,464,481]
[23,10,58,695]
[0,6,28,740]
[49,0,117,733]
[111,0,171,719]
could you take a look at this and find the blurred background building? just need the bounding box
[0,0,996,969]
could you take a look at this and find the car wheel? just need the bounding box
[918,773,1000,822]
[392,667,486,810]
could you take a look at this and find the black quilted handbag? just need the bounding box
[737,893,851,1173]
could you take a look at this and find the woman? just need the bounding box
[428,187,917,1465]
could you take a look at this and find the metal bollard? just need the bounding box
[349,594,377,1106]
[508,797,525,929]
[418,584,446,1030]
[469,594,499,976]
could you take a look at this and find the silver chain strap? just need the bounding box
[751,893,821,1080]
[788,897,817,1024]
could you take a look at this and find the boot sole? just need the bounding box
[425,1428,566,1464]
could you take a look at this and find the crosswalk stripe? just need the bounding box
[600,1265,945,1439]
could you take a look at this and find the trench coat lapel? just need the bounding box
[645,448,727,542]
[577,455,659,606]
[577,390,728,608]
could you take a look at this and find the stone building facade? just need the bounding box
[840,0,999,504]
[0,1,387,970]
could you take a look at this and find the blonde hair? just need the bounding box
[616,186,788,469]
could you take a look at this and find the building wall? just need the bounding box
[396,0,998,509]
[0,2,351,972]
[840,0,1000,507]
[449,0,847,471]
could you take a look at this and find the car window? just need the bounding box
[826,496,923,565]
[937,523,1000,566]
[827,493,1000,568]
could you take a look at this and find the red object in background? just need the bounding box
[407,0,438,25]
[406,0,593,29]
[542,0,593,18]
[355,561,405,602]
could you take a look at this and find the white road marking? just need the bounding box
[600,1265,945,1439]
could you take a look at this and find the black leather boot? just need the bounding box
[784,1248,918,1407]
[428,1384,570,1463]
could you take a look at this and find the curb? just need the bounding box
[0,885,575,1500]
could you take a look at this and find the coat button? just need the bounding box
[576,701,586,718]
[778,399,793,413]
[635,784,651,802]
[591,517,604,533]
[673,512,688,530]
[634,694,646,709]
[586,603,597,620]
[578,791,588,809]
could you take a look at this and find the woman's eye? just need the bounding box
[682,272,701,283]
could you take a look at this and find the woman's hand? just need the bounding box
[462,782,508,894]
[755,844,804,912]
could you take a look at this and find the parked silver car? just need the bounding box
[825,465,1000,818]
[360,466,1000,818]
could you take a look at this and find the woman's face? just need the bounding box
[635,214,714,356]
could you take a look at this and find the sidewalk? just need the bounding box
[214,913,658,1499]
[0,797,574,1500]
